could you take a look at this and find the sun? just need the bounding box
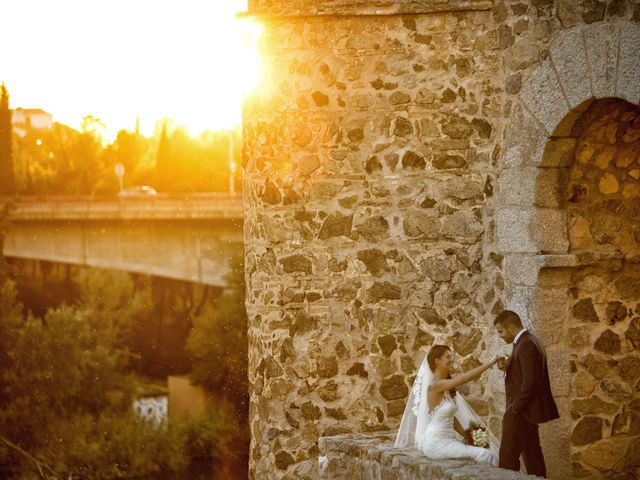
[0,0,263,139]
[177,17,264,137]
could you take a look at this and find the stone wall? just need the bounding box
[317,431,540,479]
[242,1,640,478]
[567,99,640,253]
[569,264,640,477]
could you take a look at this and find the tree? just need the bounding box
[0,83,15,194]
[154,121,172,190]
[187,254,248,412]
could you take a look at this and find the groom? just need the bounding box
[494,310,559,477]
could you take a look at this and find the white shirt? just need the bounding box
[513,328,527,345]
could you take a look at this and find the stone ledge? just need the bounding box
[318,431,541,479]
[241,0,493,19]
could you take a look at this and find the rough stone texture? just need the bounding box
[549,26,592,108]
[243,5,640,478]
[498,167,565,208]
[248,0,493,16]
[568,266,640,477]
[617,21,640,104]
[594,329,621,354]
[318,432,540,480]
[496,208,569,254]
[502,103,549,168]
[583,22,619,99]
[573,297,600,323]
[519,58,570,135]
[571,416,603,446]
[566,99,640,255]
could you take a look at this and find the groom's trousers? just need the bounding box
[499,409,546,477]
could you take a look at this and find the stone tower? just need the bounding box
[242,1,640,478]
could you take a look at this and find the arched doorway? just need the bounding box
[497,21,640,480]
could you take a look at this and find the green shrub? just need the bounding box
[38,413,188,479]
[178,401,239,464]
[187,255,248,413]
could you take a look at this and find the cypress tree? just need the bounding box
[155,121,171,190]
[0,83,15,194]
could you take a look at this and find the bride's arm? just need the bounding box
[430,358,498,393]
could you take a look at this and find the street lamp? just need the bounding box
[228,130,235,195]
[115,163,125,193]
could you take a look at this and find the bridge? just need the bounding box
[0,194,243,287]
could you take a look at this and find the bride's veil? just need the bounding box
[454,389,500,456]
[394,353,432,449]
[394,353,500,456]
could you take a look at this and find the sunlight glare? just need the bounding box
[0,0,261,139]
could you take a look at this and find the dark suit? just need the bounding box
[500,331,559,477]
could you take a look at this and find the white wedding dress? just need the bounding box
[394,355,498,466]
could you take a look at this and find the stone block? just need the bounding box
[403,210,441,238]
[583,22,619,99]
[535,286,569,346]
[498,167,565,208]
[505,37,545,71]
[572,297,600,323]
[550,26,592,107]
[503,254,541,287]
[440,210,483,243]
[540,138,577,168]
[594,329,621,355]
[502,102,548,168]
[572,371,598,397]
[498,167,536,207]
[520,58,570,135]
[547,346,572,397]
[540,402,572,479]
[496,208,569,254]
[439,174,486,200]
[504,284,536,328]
[532,208,570,253]
[571,395,619,416]
[422,254,457,282]
[557,0,581,27]
[578,436,631,472]
[571,416,603,446]
[617,22,640,105]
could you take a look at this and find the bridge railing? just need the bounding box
[0,193,243,221]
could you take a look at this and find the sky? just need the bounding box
[0,0,261,138]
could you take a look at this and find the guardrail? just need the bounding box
[0,193,244,221]
[0,192,241,202]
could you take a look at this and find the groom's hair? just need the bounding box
[494,310,523,328]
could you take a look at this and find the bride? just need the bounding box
[395,344,499,466]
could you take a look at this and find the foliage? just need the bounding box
[74,268,151,355]
[179,401,240,464]
[0,83,15,193]
[39,413,189,479]
[187,254,248,411]
[0,200,247,477]
[12,119,241,195]
[4,406,243,479]
[0,301,132,451]
[0,271,247,479]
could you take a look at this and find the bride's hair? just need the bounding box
[427,345,457,396]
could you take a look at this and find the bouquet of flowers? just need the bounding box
[464,422,490,448]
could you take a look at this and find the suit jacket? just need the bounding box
[505,331,559,425]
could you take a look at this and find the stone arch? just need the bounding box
[497,21,640,480]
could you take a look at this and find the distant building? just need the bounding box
[12,108,53,137]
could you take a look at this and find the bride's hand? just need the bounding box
[496,355,509,371]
